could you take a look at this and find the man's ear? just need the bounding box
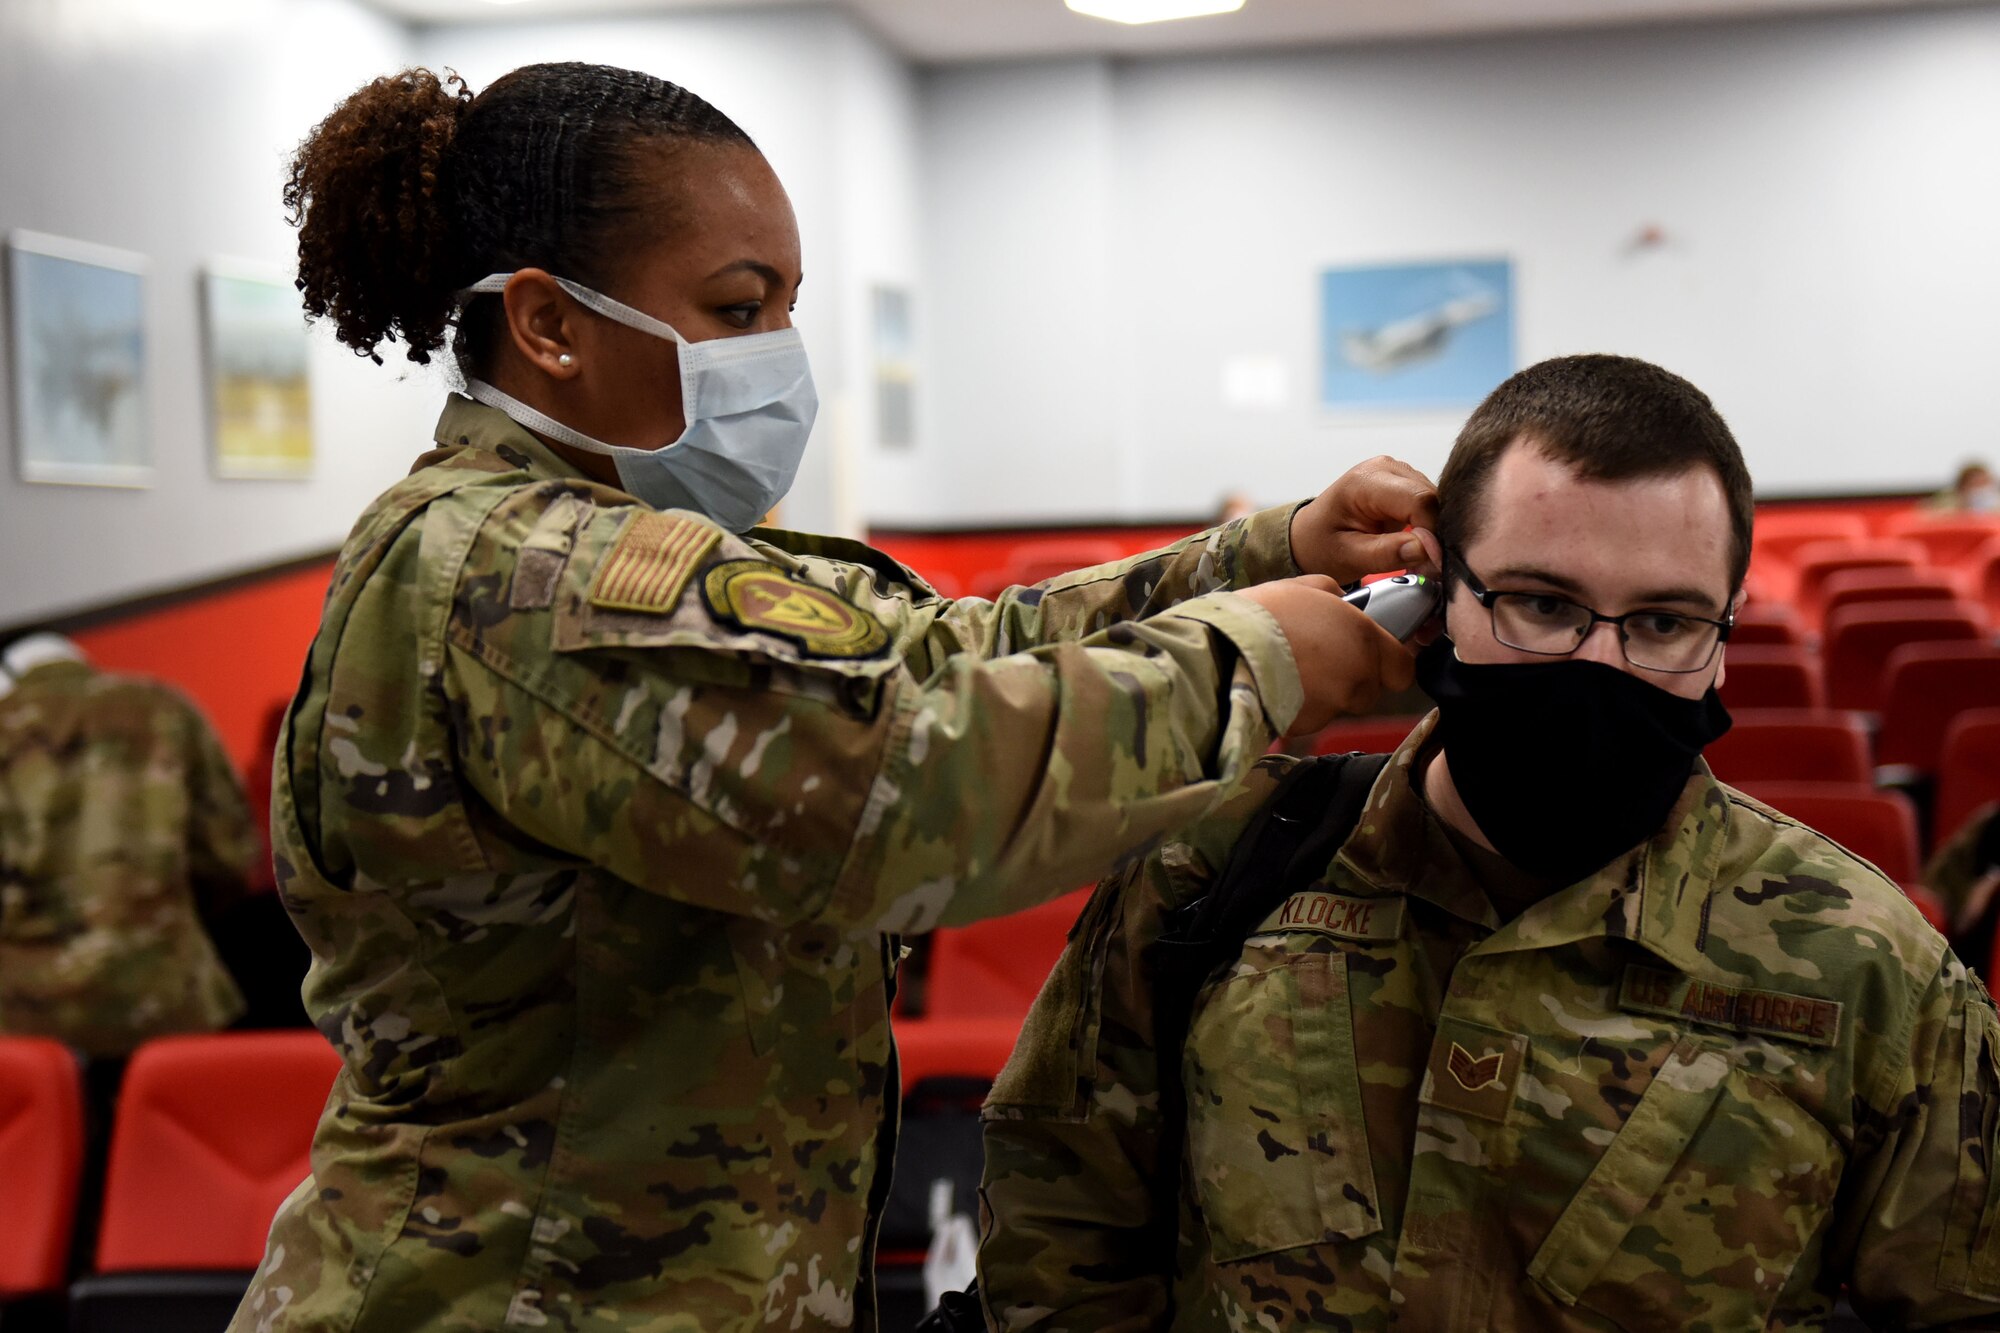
[499,268,584,380]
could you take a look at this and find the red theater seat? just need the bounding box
[1753,512,1872,565]
[975,539,1128,598]
[1875,644,2000,775]
[1821,602,1984,712]
[1880,511,2000,569]
[0,1038,85,1301]
[1936,710,2000,850]
[1970,538,2000,626]
[1718,646,1823,711]
[1739,783,1923,885]
[1728,603,1805,648]
[893,1016,1024,1094]
[924,889,1090,1020]
[1792,539,1927,627]
[1817,570,1962,631]
[69,1032,342,1333]
[1311,715,1423,756]
[1705,711,1871,786]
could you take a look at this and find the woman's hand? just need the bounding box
[1239,575,1416,736]
[1289,457,1442,586]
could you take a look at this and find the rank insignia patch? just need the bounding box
[1447,1042,1503,1092]
[702,560,890,659]
[1421,1021,1526,1123]
[588,512,720,614]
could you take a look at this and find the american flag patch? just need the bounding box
[586,512,721,614]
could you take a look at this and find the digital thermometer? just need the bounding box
[1343,574,1437,641]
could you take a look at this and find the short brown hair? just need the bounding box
[1436,354,1754,591]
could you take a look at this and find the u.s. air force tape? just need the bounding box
[1619,964,1841,1048]
[701,560,890,659]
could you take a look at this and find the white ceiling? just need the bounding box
[361,0,1989,62]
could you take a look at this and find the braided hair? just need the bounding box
[285,62,754,368]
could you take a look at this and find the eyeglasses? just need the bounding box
[1451,555,1733,674]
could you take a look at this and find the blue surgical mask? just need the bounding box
[460,274,817,533]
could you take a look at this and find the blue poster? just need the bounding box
[1320,258,1514,410]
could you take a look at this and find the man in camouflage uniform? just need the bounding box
[231,396,1425,1333]
[979,356,2000,1331]
[0,633,252,1055]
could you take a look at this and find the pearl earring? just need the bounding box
[558,353,575,368]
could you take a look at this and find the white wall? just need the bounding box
[417,5,925,540]
[0,0,920,625]
[902,7,2000,525]
[0,0,435,628]
[909,60,1126,525]
[8,2,1998,622]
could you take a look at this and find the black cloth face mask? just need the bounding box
[1416,638,1733,885]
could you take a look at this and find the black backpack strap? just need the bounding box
[1142,751,1391,1277]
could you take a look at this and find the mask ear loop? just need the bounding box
[458,273,692,348]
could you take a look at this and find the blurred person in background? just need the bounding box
[238,60,1438,1332]
[0,631,253,1058]
[1930,460,1998,513]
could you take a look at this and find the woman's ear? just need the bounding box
[500,268,583,379]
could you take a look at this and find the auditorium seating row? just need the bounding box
[0,1031,338,1332]
[1724,514,2000,721]
[1747,510,2000,613]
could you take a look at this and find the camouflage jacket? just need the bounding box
[232,396,1305,1333]
[979,715,2000,1332]
[0,658,251,1056]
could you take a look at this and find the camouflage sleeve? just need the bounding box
[179,696,257,915]
[977,769,1281,1331]
[1837,952,2000,1328]
[784,504,1305,679]
[443,498,1301,934]
[940,504,1304,657]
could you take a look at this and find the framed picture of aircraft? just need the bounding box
[1319,257,1515,411]
[5,230,151,486]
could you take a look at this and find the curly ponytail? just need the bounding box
[288,62,755,370]
[287,68,470,365]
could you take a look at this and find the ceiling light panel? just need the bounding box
[1064,0,1245,23]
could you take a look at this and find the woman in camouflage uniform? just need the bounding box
[232,61,1433,1333]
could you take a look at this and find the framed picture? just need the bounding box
[5,230,150,486]
[201,259,314,479]
[1319,257,1515,412]
[871,285,914,450]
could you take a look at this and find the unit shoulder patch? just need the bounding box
[702,559,890,659]
[1253,889,1404,943]
[1619,965,1842,1048]
[587,511,720,614]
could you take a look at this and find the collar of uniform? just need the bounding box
[430,393,599,485]
[1333,715,1729,976]
[1463,764,1730,978]
[1332,713,1503,932]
